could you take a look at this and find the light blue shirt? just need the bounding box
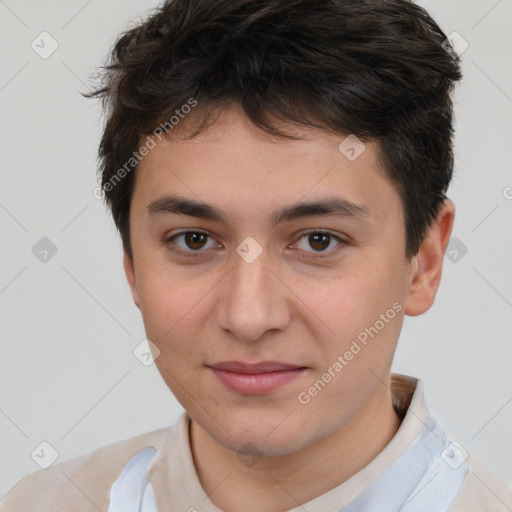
[107,387,468,511]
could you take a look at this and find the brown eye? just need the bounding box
[183,232,208,250]
[308,233,331,251]
[167,231,218,255]
[293,231,344,255]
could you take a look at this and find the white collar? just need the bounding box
[108,374,468,511]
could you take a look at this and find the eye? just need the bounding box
[165,229,345,259]
[292,230,344,255]
[166,230,219,256]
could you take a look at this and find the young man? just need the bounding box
[2,0,511,511]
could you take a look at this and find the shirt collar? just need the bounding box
[147,373,432,511]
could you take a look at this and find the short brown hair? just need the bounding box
[84,0,462,259]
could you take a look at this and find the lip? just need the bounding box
[207,361,307,395]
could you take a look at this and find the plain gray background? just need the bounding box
[1,0,511,499]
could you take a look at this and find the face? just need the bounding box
[124,105,434,457]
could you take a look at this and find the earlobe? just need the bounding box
[123,252,141,309]
[403,200,455,316]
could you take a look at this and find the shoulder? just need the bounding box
[449,452,512,511]
[0,426,171,512]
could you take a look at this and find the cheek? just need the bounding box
[136,277,191,365]
[138,275,178,331]
[290,253,405,388]
[134,260,219,365]
[135,252,210,331]
[138,270,207,392]
[295,258,402,337]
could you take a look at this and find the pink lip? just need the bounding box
[208,361,307,395]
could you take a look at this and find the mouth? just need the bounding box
[207,360,308,395]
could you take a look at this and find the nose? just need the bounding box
[215,245,291,343]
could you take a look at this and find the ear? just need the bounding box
[404,200,455,316]
[123,252,141,309]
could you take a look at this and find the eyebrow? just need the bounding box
[147,194,369,225]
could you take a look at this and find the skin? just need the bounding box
[124,104,455,511]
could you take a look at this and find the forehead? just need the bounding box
[132,106,402,228]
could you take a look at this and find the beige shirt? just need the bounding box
[1,374,511,511]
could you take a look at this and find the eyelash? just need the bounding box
[164,230,346,260]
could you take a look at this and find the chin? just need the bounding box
[206,410,308,457]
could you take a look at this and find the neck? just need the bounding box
[189,385,401,512]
